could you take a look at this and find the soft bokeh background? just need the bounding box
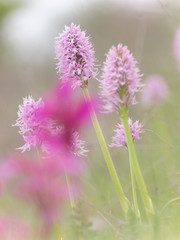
[1,0,180,239]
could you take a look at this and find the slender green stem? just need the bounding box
[65,171,75,209]
[130,160,140,218]
[36,147,42,162]
[161,197,180,213]
[82,87,129,215]
[54,222,62,240]
[120,105,154,216]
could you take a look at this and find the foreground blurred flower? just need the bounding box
[173,25,180,67]
[141,75,169,108]
[55,23,98,89]
[0,216,31,240]
[14,81,91,157]
[0,154,81,232]
[39,80,93,155]
[99,43,142,113]
[110,119,143,148]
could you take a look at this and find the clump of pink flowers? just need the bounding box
[141,75,169,108]
[110,119,143,147]
[99,43,142,113]
[55,23,98,89]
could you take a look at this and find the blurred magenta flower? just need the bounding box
[0,216,31,240]
[39,80,93,155]
[14,81,92,157]
[0,153,82,231]
[141,75,169,108]
[173,25,180,66]
[99,44,142,113]
[55,23,98,89]
[110,119,143,147]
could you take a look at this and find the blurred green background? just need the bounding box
[1,0,180,239]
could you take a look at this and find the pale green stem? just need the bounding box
[54,222,62,240]
[130,160,140,218]
[36,147,42,162]
[65,171,75,209]
[82,87,129,215]
[161,197,180,213]
[120,105,154,216]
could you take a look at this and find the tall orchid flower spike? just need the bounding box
[99,44,142,113]
[55,24,129,216]
[101,43,154,218]
[55,23,98,89]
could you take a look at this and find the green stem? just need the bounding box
[54,222,62,240]
[120,105,154,216]
[82,87,129,215]
[130,160,140,218]
[65,171,75,209]
[161,197,180,213]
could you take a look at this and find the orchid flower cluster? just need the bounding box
[0,22,172,239]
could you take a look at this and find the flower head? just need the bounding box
[55,23,98,89]
[99,44,142,113]
[71,131,88,157]
[14,96,47,152]
[141,75,169,108]
[110,118,143,147]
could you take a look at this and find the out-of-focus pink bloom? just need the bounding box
[40,80,93,155]
[0,216,31,240]
[99,44,142,113]
[0,155,22,193]
[0,154,82,231]
[141,75,169,108]
[110,118,143,147]
[14,81,92,157]
[173,26,180,66]
[55,23,98,89]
